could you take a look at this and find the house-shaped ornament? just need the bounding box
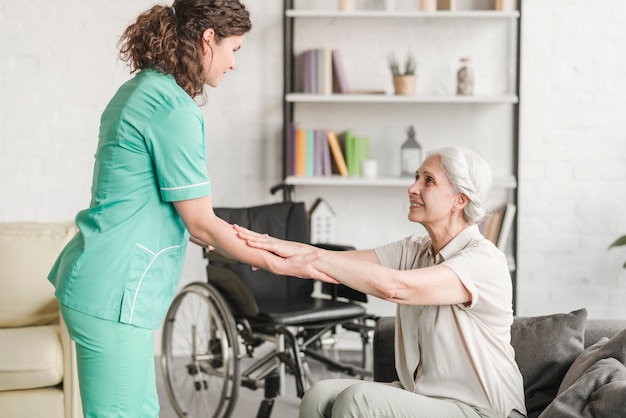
[309,198,335,244]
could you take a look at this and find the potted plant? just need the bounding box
[609,235,626,268]
[389,52,416,95]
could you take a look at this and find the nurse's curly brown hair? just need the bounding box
[118,0,251,98]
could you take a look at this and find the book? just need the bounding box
[313,129,332,176]
[321,132,332,175]
[357,135,370,176]
[480,202,515,249]
[480,205,504,245]
[319,48,333,95]
[301,48,334,94]
[344,130,356,176]
[496,202,516,251]
[287,122,297,175]
[343,131,370,177]
[331,49,350,94]
[294,127,307,176]
[306,129,315,176]
[326,131,348,177]
[302,49,317,94]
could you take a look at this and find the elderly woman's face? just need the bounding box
[407,155,459,225]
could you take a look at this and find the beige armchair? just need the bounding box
[0,221,82,418]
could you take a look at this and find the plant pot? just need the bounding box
[393,75,416,95]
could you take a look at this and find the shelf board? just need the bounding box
[285,175,517,189]
[286,10,520,19]
[286,93,519,104]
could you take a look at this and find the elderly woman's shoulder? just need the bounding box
[405,233,432,246]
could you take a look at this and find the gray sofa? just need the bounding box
[373,309,626,418]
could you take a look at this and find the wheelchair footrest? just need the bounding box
[342,321,375,333]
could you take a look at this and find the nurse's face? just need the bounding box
[201,29,245,87]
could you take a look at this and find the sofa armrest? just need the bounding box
[373,316,398,382]
[60,314,82,418]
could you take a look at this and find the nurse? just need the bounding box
[48,1,324,417]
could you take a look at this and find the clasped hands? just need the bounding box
[232,224,338,284]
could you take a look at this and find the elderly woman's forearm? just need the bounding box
[312,253,402,301]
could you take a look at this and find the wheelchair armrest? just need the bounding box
[313,243,369,303]
[313,243,356,252]
[204,248,239,266]
[374,316,398,383]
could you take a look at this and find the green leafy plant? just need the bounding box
[388,52,416,76]
[609,235,626,268]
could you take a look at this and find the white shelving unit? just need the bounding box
[285,174,517,189]
[281,0,521,307]
[286,10,519,19]
[286,93,518,104]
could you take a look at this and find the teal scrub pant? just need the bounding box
[61,304,159,418]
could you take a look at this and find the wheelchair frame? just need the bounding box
[160,201,378,418]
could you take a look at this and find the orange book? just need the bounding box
[326,130,348,176]
[295,128,307,176]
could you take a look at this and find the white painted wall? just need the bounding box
[1,0,625,356]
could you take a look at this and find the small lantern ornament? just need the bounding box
[400,125,422,177]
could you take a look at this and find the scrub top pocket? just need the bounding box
[120,243,183,329]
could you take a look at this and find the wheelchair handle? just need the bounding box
[270,183,295,201]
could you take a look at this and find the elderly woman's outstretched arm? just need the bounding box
[234,224,471,306]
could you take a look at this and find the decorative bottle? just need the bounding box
[400,126,422,177]
[457,57,474,95]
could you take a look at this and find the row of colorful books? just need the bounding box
[287,124,369,177]
[300,48,349,94]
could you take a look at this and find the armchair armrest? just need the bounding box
[60,314,82,418]
[373,316,398,382]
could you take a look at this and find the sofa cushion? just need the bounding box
[538,357,626,418]
[535,328,626,418]
[511,308,587,418]
[559,328,626,390]
[0,325,63,390]
[0,221,76,327]
[0,387,65,418]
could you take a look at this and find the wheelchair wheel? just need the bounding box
[161,282,240,418]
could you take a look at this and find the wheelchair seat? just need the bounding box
[161,201,376,418]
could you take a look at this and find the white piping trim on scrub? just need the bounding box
[128,243,181,324]
[161,180,210,191]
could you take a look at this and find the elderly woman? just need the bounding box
[235,146,527,418]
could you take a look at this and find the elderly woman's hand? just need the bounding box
[233,224,338,283]
[233,224,312,257]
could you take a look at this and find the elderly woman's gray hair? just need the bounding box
[427,146,492,224]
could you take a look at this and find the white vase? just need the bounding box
[339,0,355,11]
[495,0,517,11]
[419,0,436,11]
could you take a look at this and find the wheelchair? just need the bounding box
[161,200,378,418]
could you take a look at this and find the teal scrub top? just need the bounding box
[49,69,211,330]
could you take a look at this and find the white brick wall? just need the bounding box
[518,0,626,318]
[1,0,625,347]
